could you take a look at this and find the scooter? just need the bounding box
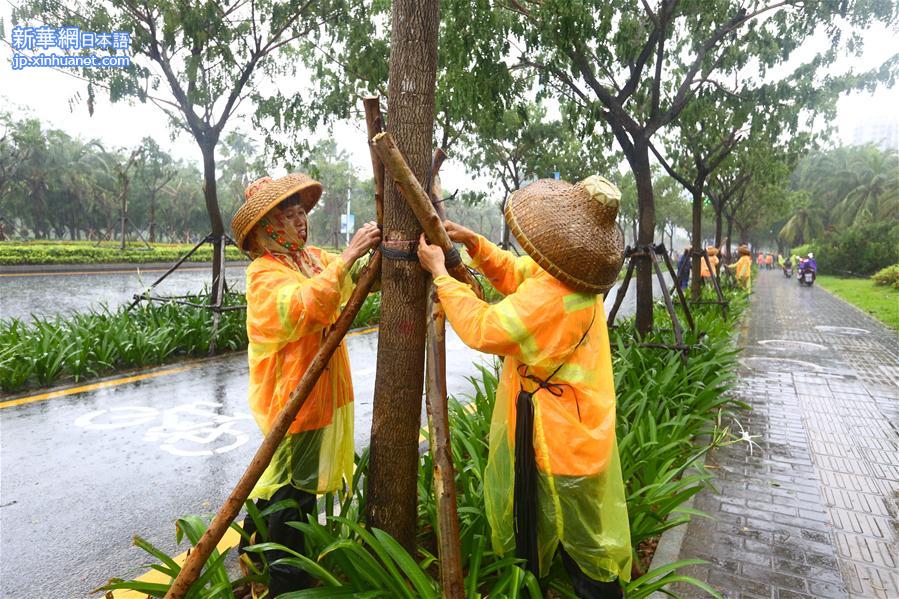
[783,264,793,278]
[798,265,815,286]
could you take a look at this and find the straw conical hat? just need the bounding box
[505,176,624,295]
[231,174,323,250]
[706,246,719,257]
[738,245,751,256]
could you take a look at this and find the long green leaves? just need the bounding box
[0,290,383,393]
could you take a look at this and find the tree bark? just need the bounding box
[690,189,702,300]
[367,0,441,553]
[149,192,157,243]
[631,140,655,336]
[200,138,224,306]
[714,206,723,250]
[726,215,734,262]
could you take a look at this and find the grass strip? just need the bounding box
[816,275,899,331]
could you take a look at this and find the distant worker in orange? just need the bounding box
[734,245,753,290]
[701,246,720,282]
[765,253,774,270]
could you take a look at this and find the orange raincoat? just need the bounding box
[245,248,355,499]
[700,254,719,279]
[434,235,632,582]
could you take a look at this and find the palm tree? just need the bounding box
[830,146,899,227]
[779,199,825,246]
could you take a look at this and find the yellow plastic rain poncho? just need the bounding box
[245,248,355,499]
[434,234,632,583]
[734,254,752,289]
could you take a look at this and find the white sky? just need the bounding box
[1,5,896,198]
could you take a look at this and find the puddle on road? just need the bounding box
[744,357,824,372]
[814,325,869,336]
[757,339,828,352]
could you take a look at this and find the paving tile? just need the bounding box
[660,272,897,599]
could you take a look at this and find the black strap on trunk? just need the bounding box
[513,306,596,578]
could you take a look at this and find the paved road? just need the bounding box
[0,260,666,323]
[0,264,247,322]
[0,326,493,598]
[669,270,899,598]
[0,266,659,597]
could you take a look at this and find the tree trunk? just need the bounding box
[714,207,723,250]
[631,140,655,337]
[726,215,734,262]
[367,0,440,552]
[200,139,224,305]
[149,193,157,243]
[690,189,702,300]
[500,197,512,249]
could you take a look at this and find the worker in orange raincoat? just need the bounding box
[700,246,720,282]
[231,174,380,595]
[734,245,753,290]
[418,176,631,598]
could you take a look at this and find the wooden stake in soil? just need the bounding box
[163,253,382,599]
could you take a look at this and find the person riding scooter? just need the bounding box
[798,253,816,286]
[783,255,793,278]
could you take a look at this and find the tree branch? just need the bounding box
[649,140,696,193]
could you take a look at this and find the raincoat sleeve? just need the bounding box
[317,248,356,303]
[433,273,536,359]
[246,256,350,344]
[467,234,540,296]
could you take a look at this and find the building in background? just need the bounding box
[851,113,898,151]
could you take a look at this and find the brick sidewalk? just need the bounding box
[670,270,898,599]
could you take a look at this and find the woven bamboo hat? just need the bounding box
[231,174,323,250]
[505,176,624,295]
[706,246,719,257]
[738,245,751,256]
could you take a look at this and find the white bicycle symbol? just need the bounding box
[74,401,254,457]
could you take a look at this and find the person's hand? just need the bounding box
[417,233,448,277]
[443,220,477,252]
[340,222,381,264]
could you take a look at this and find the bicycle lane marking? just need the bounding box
[0,326,380,410]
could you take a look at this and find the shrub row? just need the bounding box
[0,241,247,265]
[0,292,382,394]
[791,221,899,277]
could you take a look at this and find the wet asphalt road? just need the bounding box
[0,269,653,598]
[0,326,492,598]
[0,265,248,322]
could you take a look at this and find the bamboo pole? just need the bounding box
[371,132,483,299]
[164,252,382,599]
[424,155,464,599]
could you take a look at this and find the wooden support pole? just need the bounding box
[424,156,464,599]
[372,132,483,299]
[606,255,635,328]
[363,97,386,226]
[164,253,382,599]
